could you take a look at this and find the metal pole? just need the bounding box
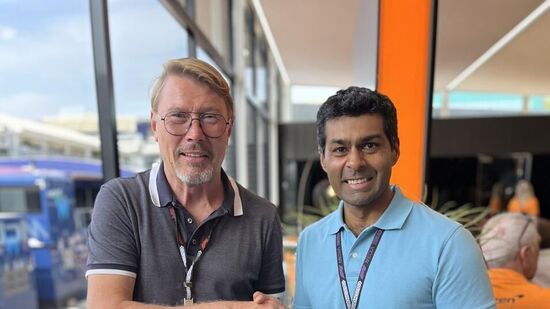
[89,0,120,182]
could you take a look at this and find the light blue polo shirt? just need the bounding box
[293,186,496,309]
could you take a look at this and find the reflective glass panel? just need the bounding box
[108,0,188,171]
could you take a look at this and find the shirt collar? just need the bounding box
[326,186,413,234]
[326,201,347,235]
[374,186,413,230]
[148,161,243,216]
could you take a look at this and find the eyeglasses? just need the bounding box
[517,214,533,249]
[160,111,230,138]
[481,214,536,266]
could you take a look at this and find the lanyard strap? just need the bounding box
[168,206,219,303]
[336,228,384,309]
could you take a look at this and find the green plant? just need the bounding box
[284,184,492,239]
[427,187,492,237]
[283,180,339,236]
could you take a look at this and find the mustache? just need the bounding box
[176,142,209,155]
[342,170,373,180]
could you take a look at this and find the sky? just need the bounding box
[0,0,186,121]
[1,1,548,122]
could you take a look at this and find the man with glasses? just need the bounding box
[86,58,285,308]
[480,212,550,307]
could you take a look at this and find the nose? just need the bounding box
[346,148,366,171]
[185,118,205,141]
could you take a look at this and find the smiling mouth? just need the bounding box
[181,152,207,158]
[345,177,373,184]
[177,149,210,160]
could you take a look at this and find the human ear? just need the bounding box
[319,149,327,172]
[519,245,537,279]
[150,111,159,142]
[226,118,234,137]
[391,143,400,165]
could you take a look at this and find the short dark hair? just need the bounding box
[316,86,399,153]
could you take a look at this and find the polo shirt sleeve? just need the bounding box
[86,181,138,278]
[254,207,286,294]
[293,232,312,309]
[433,226,496,309]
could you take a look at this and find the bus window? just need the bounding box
[0,186,41,213]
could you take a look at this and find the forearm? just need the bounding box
[190,301,256,309]
[117,300,256,309]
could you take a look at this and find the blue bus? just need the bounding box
[0,158,135,307]
[0,212,39,309]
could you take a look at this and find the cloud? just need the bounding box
[0,92,59,118]
[0,0,187,120]
[0,26,16,40]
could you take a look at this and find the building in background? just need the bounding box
[1,0,550,306]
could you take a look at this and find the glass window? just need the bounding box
[528,95,550,115]
[224,135,237,179]
[195,0,231,60]
[449,92,523,114]
[197,47,236,177]
[0,1,101,165]
[175,0,188,12]
[255,35,268,109]
[198,47,232,85]
[432,92,550,118]
[290,85,340,122]
[262,116,270,198]
[0,186,41,213]
[247,103,258,193]
[244,8,255,98]
[108,0,188,172]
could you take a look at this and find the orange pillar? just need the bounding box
[377,0,435,201]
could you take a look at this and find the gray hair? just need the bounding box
[150,58,233,117]
[480,212,540,268]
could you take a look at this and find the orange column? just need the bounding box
[377,0,434,201]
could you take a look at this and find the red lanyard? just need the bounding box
[168,206,219,305]
[336,228,384,309]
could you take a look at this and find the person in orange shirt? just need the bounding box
[507,180,540,216]
[480,212,550,308]
[489,183,504,215]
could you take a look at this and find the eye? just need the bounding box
[170,112,189,119]
[201,113,223,124]
[332,146,347,154]
[167,112,190,124]
[363,143,377,152]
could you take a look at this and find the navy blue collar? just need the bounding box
[148,161,243,216]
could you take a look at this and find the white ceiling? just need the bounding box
[259,0,358,87]
[260,0,550,95]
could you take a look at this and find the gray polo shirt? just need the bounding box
[86,161,285,305]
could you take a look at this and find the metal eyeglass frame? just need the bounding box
[159,112,230,138]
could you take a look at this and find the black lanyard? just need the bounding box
[336,228,384,309]
[168,206,219,305]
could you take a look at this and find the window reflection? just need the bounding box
[431,91,550,118]
[247,103,258,193]
[255,32,268,109]
[245,7,255,98]
[0,2,98,308]
[197,47,236,178]
[108,0,188,171]
[195,0,231,60]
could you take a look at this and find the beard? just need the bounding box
[175,165,214,185]
[171,142,217,185]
